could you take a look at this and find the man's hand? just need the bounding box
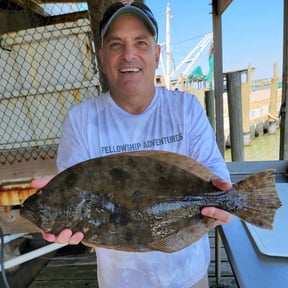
[31,177,84,245]
[31,176,53,188]
[41,229,84,245]
[201,177,233,227]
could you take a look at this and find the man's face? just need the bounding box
[98,14,160,94]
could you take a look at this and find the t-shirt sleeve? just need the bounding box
[186,96,230,182]
[56,109,90,172]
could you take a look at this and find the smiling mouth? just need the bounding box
[120,68,141,73]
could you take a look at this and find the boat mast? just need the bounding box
[166,3,172,90]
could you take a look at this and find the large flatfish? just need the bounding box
[20,150,282,253]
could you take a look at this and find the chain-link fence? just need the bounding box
[0,1,100,165]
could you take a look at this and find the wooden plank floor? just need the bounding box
[208,230,238,288]
[6,230,238,288]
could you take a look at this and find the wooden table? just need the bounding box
[219,160,288,288]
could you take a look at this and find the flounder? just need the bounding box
[20,150,282,253]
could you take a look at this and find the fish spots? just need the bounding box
[131,190,145,208]
[110,207,129,226]
[125,230,133,241]
[109,167,131,188]
[63,170,79,188]
[109,168,130,179]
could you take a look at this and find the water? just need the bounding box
[225,129,280,162]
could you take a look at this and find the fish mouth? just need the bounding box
[20,206,38,222]
[20,206,51,231]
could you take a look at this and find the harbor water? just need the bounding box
[225,129,280,162]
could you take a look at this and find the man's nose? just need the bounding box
[122,43,136,61]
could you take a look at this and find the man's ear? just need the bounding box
[155,44,161,69]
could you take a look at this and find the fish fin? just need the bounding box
[81,240,152,252]
[147,217,215,253]
[81,240,98,249]
[233,169,282,229]
[115,150,214,181]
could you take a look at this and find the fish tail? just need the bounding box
[231,169,282,230]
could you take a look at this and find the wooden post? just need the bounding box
[180,74,185,91]
[280,0,288,160]
[205,90,216,131]
[212,2,233,284]
[241,67,251,145]
[226,72,244,161]
[269,63,279,134]
[212,2,225,155]
[86,0,113,92]
[166,3,172,90]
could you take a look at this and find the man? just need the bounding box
[33,2,232,287]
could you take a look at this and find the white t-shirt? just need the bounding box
[57,87,230,288]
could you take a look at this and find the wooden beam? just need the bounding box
[9,0,88,18]
[48,11,89,25]
[215,0,233,16]
[10,0,50,17]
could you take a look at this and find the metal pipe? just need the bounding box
[0,242,67,271]
[3,233,27,244]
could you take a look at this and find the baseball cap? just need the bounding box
[100,2,158,42]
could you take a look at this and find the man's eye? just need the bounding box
[138,41,148,46]
[137,41,150,49]
[109,42,121,49]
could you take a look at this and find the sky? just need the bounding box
[145,0,284,81]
